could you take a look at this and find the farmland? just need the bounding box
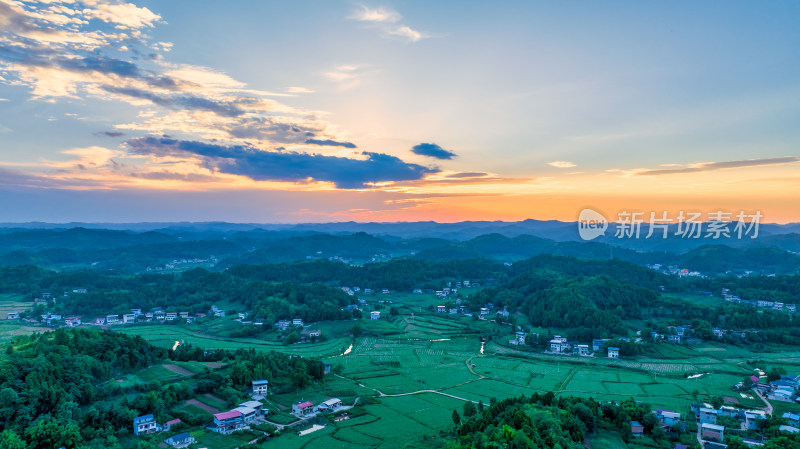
[99,292,800,449]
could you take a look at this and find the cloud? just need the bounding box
[287,86,314,94]
[446,172,489,178]
[304,138,357,149]
[548,161,576,168]
[411,143,457,160]
[324,65,366,90]
[82,2,161,29]
[126,137,437,188]
[350,5,402,23]
[387,26,426,42]
[94,131,126,138]
[349,5,429,43]
[634,156,800,176]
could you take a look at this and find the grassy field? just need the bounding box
[115,324,350,357]
[98,297,800,449]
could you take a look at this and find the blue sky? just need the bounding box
[1,1,799,222]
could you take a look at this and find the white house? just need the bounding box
[106,314,120,324]
[577,344,590,356]
[317,398,343,412]
[252,380,268,398]
[607,347,620,358]
[7,312,19,319]
[133,414,160,435]
[123,313,136,324]
[370,311,381,320]
[292,318,304,327]
[233,406,258,423]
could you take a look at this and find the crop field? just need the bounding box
[263,394,461,449]
[115,324,349,357]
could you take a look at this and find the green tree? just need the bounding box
[463,401,477,418]
[452,409,461,427]
[352,322,363,337]
[0,430,26,449]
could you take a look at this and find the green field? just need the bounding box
[105,301,800,449]
[116,324,350,357]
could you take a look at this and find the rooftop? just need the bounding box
[214,410,242,421]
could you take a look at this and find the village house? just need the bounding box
[233,405,258,423]
[239,401,266,415]
[515,331,527,345]
[164,432,194,448]
[94,317,105,325]
[179,311,189,319]
[324,362,331,375]
[656,409,681,427]
[308,330,321,338]
[549,335,570,353]
[7,312,19,319]
[630,420,644,437]
[607,347,620,358]
[701,423,724,441]
[155,310,166,320]
[133,414,160,435]
[668,334,682,344]
[292,401,315,417]
[252,380,269,398]
[292,318,304,327]
[238,312,249,320]
[479,307,489,319]
[370,311,381,320]
[106,314,120,324]
[437,305,446,313]
[165,312,178,321]
[123,313,136,324]
[64,316,81,327]
[209,410,245,434]
[780,425,800,433]
[276,320,290,330]
[745,410,768,430]
[783,412,800,427]
[163,418,181,431]
[316,398,343,413]
[699,408,718,424]
[592,339,609,351]
[577,344,591,356]
[713,328,725,338]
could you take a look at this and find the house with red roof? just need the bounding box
[292,401,315,417]
[209,410,246,434]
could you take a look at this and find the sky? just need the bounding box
[1,0,799,223]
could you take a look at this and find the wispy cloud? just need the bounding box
[349,5,429,43]
[633,156,800,176]
[548,161,576,168]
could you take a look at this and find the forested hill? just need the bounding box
[0,226,798,275]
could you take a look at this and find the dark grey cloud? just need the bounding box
[305,138,357,148]
[446,172,488,178]
[411,142,456,160]
[130,171,219,183]
[94,131,126,138]
[636,156,800,176]
[126,137,436,188]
